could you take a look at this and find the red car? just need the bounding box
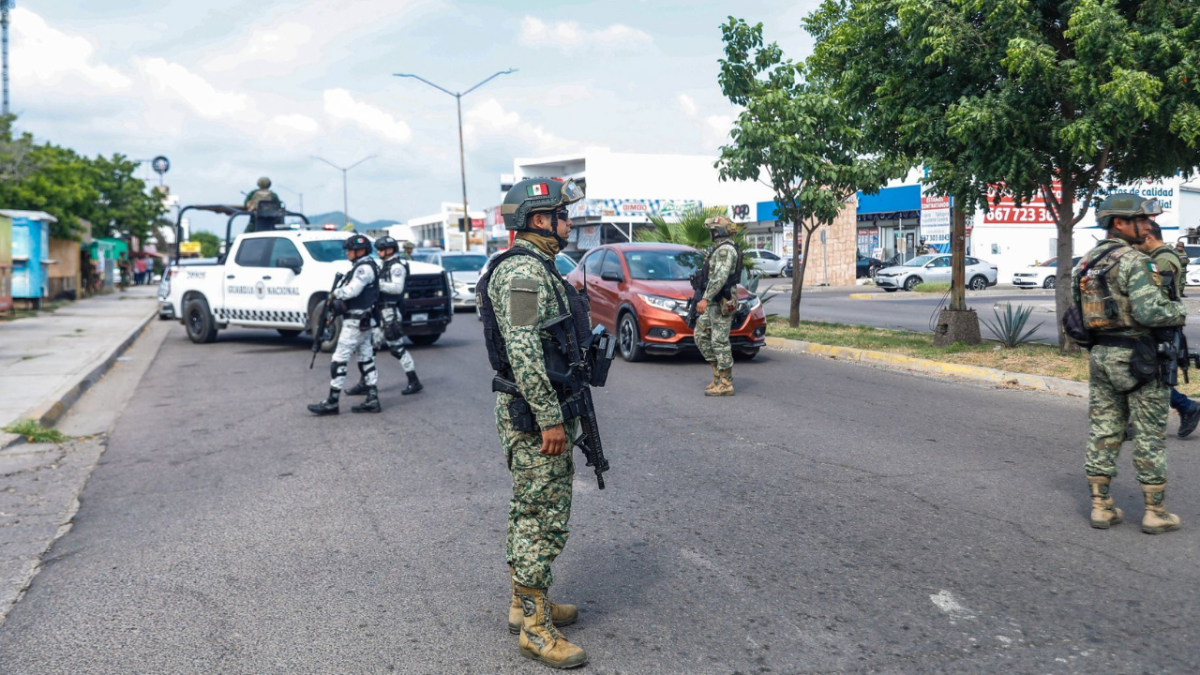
[565,243,767,362]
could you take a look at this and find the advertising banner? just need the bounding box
[585,198,704,219]
[981,177,1182,229]
[920,191,952,253]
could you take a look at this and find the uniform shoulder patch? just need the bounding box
[509,277,540,327]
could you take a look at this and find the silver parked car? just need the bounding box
[426,251,490,309]
[874,254,998,292]
[744,248,787,276]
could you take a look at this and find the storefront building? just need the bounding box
[4,210,57,308]
[856,185,922,262]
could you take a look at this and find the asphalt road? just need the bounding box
[2,314,1200,673]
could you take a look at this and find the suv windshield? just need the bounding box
[903,255,938,267]
[440,255,488,272]
[625,250,704,280]
[304,239,346,263]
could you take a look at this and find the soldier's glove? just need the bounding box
[330,298,348,316]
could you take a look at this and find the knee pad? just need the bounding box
[331,361,348,379]
[358,358,376,377]
[389,344,408,360]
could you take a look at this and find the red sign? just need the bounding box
[471,218,485,230]
[982,183,1060,225]
[921,195,950,210]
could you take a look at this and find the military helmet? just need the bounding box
[343,234,372,253]
[705,215,740,238]
[1096,193,1164,229]
[257,176,272,189]
[403,241,414,250]
[501,178,585,231]
[374,236,398,254]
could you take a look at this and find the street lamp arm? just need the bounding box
[461,68,518,96]
[346,155,377,172]
[393,73,458,97]
[312,156,344,171]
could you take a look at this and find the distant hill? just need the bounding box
[304,211,401,231]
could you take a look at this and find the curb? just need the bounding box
[1,309,157,449]
[764,336,1089,398]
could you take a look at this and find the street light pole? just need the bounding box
[394,69,517,252]
[313,155,375,230]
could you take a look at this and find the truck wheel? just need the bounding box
[409,334,440,346]
[277,329,302,338]
[184,297,218,344]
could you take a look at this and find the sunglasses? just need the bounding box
[554,209,571,221]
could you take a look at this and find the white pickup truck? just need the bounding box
[161,229,454,347]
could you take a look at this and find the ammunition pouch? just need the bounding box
[1131,339,1161,388]
[500,382,587,434]
[384,321,403,342]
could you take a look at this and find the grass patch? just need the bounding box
[912,282,951,294]
[767,317,1200,396]
[2,419,71,444]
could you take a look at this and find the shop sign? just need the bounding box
[591,198,705,218]
[980,178,1181,229]
[726,204,753,223]
[920,188,952,253]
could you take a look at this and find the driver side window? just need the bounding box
[601,252,623,279]
[234,238,273,267]
[269,238,302,267]
[583,250,607,276]
[930,257,951,268]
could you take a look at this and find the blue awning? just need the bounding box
[857,185,920,215]
[756,201,781,222]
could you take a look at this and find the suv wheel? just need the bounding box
[618,312,646,362]
[903,276,922,292]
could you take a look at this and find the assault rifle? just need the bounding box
[684,264,708,329]
[309,272,344,368]
[1154,326,1197,387]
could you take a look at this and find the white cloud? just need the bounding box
[136,57,252,118]
[463,98,577,156]
[273,114,321,135]
[11,7,132,91]
[677,94,733,149]
[204,22,317,72]
[519,17,652,53]
[323,89,413,144]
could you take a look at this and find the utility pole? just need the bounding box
[313,155,375,230]
[1,0,10,117]
[394,68,517,252]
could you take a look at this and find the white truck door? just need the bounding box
[225,237,274,324]
[262,237,306,325]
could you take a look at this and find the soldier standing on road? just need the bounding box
[1072,194,1185,534]
[401,241,416,260]
[478,177,589,670]
[1136,220,1200,438]
[371,236,423,395]
[1174,241,1190,298]
[694,215,744,396]
[307,234,382,416]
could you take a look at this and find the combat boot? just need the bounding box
[1140,483,1182,535]
[514,584,587,669]
[508,567,577,634]
[706,369,734,397]
[1086,475,1123,529]
[1179,404,1200,439]
[401,371,424,395]
[703,363,721,394]
[351,386,381,413]
[343,381,369,396]
[307,388,340,416]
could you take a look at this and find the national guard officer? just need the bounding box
[694,215,743,396]
[308,234,382,415]
[477,177,589,669]
[1136,220,1200,438]
[1072,194,1185,534]
[372,236,423,395]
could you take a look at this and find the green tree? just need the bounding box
[189,231,221,259]
[84,154,167,245]
[716,18,902,327]
[806,0,1200,348]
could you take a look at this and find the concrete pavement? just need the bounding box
[0,287,158,447]
[1,317,1198,673]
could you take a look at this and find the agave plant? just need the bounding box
[981,303,1043,348]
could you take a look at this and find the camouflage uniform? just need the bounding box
[694,240,739,371]
[488,238,578,590]
[1149,244,1185,300]
[1072,238,1186,485]
[245,188,280,212]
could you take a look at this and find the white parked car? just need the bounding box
[1012,256,1081,289]
[425,251,490,309]
[1186,259,1200,287]
[744,249,787,276]
[874,254,999,292]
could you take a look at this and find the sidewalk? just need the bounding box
[0,287,158,447]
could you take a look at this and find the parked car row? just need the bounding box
[1012,256,1081,289]
[874,254,999,292]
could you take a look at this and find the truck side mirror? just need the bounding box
[277,256,303,274]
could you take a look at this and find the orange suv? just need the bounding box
[565,243,767,362]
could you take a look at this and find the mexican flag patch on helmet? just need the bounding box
[527,183,549,197]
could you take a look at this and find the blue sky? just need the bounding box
[13,1,818,233]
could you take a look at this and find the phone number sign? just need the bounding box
[983,205,1055,225]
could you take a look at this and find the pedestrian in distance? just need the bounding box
[694,215,744,396]
[401,241,415,261]
[1070,193,1185,534]
[307,234,382,416]
[343,236,423,396]
[1135,219,1200,438]
[477,177,590,670]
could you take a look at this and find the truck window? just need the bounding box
[269,238,301,267]
[303,240,346,263]
[234,238,273,267]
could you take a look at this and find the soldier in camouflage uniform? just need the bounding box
[1072,194,1185,535]
[694,216,743,396]
[1174,241,1190,297]
[1136,220,1200,438]
[915,238,933,256]
[483,178,589,669]
[401,241,415,260]
[244,177,280,213]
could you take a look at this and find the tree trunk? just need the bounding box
[788,223,819,327]
[950,203,966,310]
[1054,188,1079,354]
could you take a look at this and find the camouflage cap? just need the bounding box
[1097,193,1163,228]
[258,176,272,189]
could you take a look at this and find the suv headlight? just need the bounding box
[741,295,761,312]
[638,293,687,316]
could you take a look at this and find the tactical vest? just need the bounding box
[379,256,409,305]
[477,246,591,389]
[704,239,744,302]
[1078,244,1138,331]
[343,257,380,313]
